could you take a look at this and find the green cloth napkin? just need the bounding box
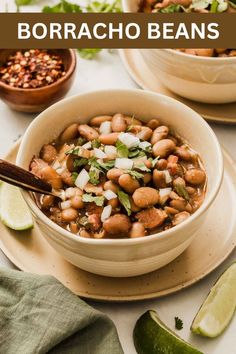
[0,268,124,354]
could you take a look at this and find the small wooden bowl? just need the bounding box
[0,49,76,113]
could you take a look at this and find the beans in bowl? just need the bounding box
[30,114,206,239]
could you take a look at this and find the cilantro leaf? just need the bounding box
[15,0,32,5]
[79,216,91,228]
[117,191,132,216]
[43,0,82,13]
[160,4,182,12]
[82,193,105,206]
[86,0,122,13]
[91,139,101,149]
[72,172,78,183]
[150,156,160,168]
[89,167,100,185]
[174,184,190,201]
[125,170,143,180]
[78,49,102,60]
[73,158,88,168]
[175,317,183,330]
[135,162,151,172]
[77,137,87,146]
[116,140,129,158]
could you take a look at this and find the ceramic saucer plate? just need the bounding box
[0,141,235,302]
[119,49,236,125]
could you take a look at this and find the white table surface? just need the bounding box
[0,2,236,353]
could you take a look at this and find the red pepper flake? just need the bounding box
[0,49,66,89]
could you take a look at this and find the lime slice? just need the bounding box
[191,262,236,338]
[0,182,33,231]
[134,310,203,354]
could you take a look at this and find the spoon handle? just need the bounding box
[0,159,52,195]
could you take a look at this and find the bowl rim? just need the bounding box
[17,88,224,246]
[162,49,236,63]
[0,49,77,92]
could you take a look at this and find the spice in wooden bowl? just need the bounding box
[0,49,66,89]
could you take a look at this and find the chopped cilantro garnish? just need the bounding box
[116,140,129,158]
[91,139,101,149]
[82,194,105,206]
[174,184,190,201]
[117,191,132,216]
[89,167,100,185]
[175,316,183,330]
[73,158,88,168]
[71,172,78,183]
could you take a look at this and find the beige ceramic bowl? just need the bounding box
[16,89,223,277]
[122,0,236,104]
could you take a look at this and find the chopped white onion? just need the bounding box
[104,190,117,200]
[118,132,140,149]
[101,205,112,222]
[159,188,172,205]
[94,148,107,159]
[58,190,66,201]
[104,145,117,159]
[115,158,133,170]
[159,188,172,198]
[82,141,92,149]
[75,169,90,190]
[56,167,66,175]
[163,170,172,184]
[61,200,72,210]
[100,121,112,135]
[65,187,76,199]
[52,160,61,170]
[139,141,151,150]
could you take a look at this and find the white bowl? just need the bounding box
[122,0,236,104]
[16,89,223,277]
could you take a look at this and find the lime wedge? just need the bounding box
[134,310,203,354]
[191,262,236,338]
[0,182,33,231]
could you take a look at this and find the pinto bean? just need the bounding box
[143,172,152,185]
[175,146,193,161]
[60,123,78,142]
[173,177,186,187]
[107,198,120,210]
[111,113,127,132]
[107,168,123,183]
[124,116,142,126]
[153,170,167,188]
[164,206,179,215]
[136,126,153,141]
[185,169,206,186]
[132,187,159,208]
[170,199,187,212]
[78,124,99,141]
[79,229,91,238]
[156,159,168,170]
[103,214,131,235]
[40,144,57,163]
[194,49,214,57]
[136,208,167,229]
[90,115,112,126]
[151,126,169,145]
[129,222,146,238]
[129,197,141,212]
[61,208,78,222]
[118,174,140,194]
[99,133,119,145]
[172,211,190,226]
[103,180,119,193]
[152,139,176,158]
[93,230,106,239]
[41,166,63,190]
[70,222,79,234]
[70,195,84,209]
[61,170,74,187]
[147,119,160,130]
[186,186,196,195]
[66,154,76,172]
[41,195,55,210]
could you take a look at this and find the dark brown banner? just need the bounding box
[0,13,235,48]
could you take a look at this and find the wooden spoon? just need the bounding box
[0,159,58,197]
